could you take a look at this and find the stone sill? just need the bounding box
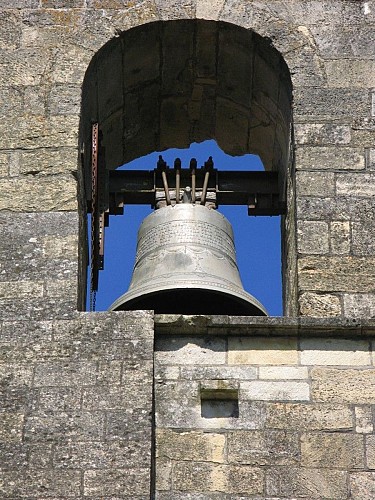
[154,314,375,338]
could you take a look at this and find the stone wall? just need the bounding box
[0,1,373,316]
[155,315,375,499]
[0,311,154,499]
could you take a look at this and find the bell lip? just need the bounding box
[108,281,268,316]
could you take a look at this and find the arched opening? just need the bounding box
[79,20,293,314]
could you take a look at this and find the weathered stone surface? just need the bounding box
[228,337,298,365]
[311,368,375,403]
[295,146,365,170]
[241,381,310,402]
[350,472,375,500]
[0,175,77,212]
[0,470,81,498]
[293,87,370,120]
[300,338,371,366]
[296,171,335,197]
[19,147,79,175]
[366,436,375,469]
[266,467,348,498]
[54,434,150,469]
[355,406,374,434]
[295,123,351,145]
[297,220,329,254]
[172,461,264,495]
[298,256,375,293]
[301,432,365,468]
[34,361,97,387]
[344,294,375,318]
[330,221,351,254]
[265,403,353,431]
[84,468,150,496]
[299,292,342,317]
[156,336,226,365]
[336,173,375,197]
[0,413,24,443]
[227,430,299,465]
[179,365,257,381]
[0,281,44,300]
[325,59,375,88]
[258,366,308,380]
[196,0,225,20]
[157,429,225,463]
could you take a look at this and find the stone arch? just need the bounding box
[79,18,295,312]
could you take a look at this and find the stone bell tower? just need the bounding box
[0,2,375,499]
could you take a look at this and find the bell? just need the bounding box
[109,203,267,316]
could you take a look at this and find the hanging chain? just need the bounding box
[89,123,99,312]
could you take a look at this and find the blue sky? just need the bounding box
[89,140,282,316]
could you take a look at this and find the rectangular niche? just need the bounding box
[200,381,239,419]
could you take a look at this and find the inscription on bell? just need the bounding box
[136,220,235,261]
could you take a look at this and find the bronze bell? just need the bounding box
[109,200,267,316]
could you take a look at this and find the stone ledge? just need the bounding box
[155,314,375,338]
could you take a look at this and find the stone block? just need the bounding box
[301,432,364,468]
[196,0,226,20]
[366,435,375,469]
[83,382,151,410]
[20,148,79,176]
[325,59,375,88]
[295,146,365,170]
[172,461,264,495]
[154,380,200,429]
[179,365,257,381]
[311,367,375,403]
[228,337,298,365]
[84,468,150,496]
[296,171,335,197]
[97,360,122,385]
[266,467,348,498]
[298,256,375,293]
[0,115,78,149]
[241,381,310,402]
[367,148,375,169]
[34,361,97,387]
[156,429,225,463]
[36,387,81,412]
[227,430,299,466]
[350,472,375,500]
[336,173,375,197]
[299,292,342,317]
[295,123,351,145]
[106,409,151,439]
[344,294,375,318]
[24,412,105,442]
[355,406,374,434]
[265,402,353,431]
[0,281,43,299]
[352,219,375,255]
[300,338,371,366]
[297,220,329,254]
[0,175,77,212]
[330,221,351,254]
[0,470,81,498]
[54,432,151,469]
[7,320,50,349]
[258,366,308,380]
[156,459,172,491]
[0,364,33,387]
[156,337,226,365]
[53,311,154,342]
[48,83,81,115]
[293,87,370,120]
[0,413,24,443]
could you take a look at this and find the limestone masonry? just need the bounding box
[0,1,375,498]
